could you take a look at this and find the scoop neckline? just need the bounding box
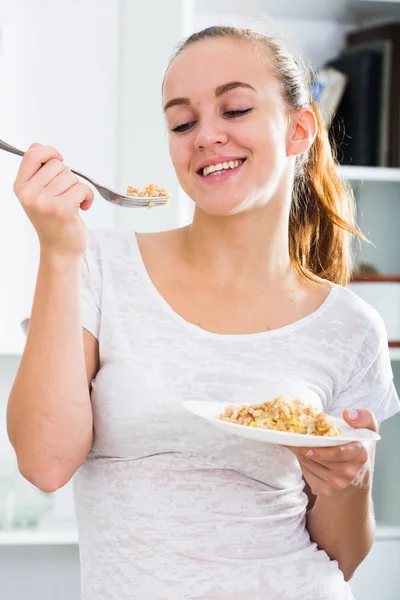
[130,232,340,341]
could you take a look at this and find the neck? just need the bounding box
[182,197,294,291]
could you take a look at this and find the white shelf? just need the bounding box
[0,523,398,546]
[339,165,400,182]
[0,526,78,546]
[389,348,400,361]
[375,525,400,541]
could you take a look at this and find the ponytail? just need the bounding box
[290,101,363,285]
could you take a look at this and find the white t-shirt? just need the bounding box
[23,228,400,600]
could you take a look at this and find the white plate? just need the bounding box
[182,401,381,447]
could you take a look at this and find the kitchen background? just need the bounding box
[1,0,400,599]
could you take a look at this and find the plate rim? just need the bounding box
[181,400,381,443]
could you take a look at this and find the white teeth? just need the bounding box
[202,159,244,176]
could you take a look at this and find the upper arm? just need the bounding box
[83,328,99,389]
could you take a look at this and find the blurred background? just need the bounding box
[0,0,400,598]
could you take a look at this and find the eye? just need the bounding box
[170,108,253,134]
[224,108,253,118]
[171,121,196,133]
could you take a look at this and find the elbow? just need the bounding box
[12,439,91,493]
[342,567,356,583]
[341,554,370,582]
[35,477,66,494]
[18,462,71,493]
[340,544,374,582]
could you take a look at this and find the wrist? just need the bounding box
[39,248,83,270]
[314,473,373,509]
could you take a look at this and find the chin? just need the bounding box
[185,183,252,216]
[194,196,246,217]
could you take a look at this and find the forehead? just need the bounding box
[163,37,278,102]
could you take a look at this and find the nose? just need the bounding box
[193,118,228,150]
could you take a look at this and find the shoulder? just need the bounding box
[328,284,388,347]
[81,228,139,288]
[86,227,135,256]
[325,286,398,422]
[84,227,143,270]
[87,226,184,255]
[83,226,185,278]
[135,226,188,251]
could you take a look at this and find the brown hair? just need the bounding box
[166,25,364,286]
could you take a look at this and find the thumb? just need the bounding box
[343,408,379,433]
[27,142,42,150]
[79,187,95,211]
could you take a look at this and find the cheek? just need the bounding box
[169,137,191,173]
[234,118,282,160]
[255,119,288,166]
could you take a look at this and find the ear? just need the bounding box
[286,107,317,157]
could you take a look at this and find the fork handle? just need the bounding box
[0,138,98,188]
[69,168,98,188]
[0,138,25,158]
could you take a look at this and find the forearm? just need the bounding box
[306,476,375,580]
[7,252,93,491]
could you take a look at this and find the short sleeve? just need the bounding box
[327,312,400,424]
[80,248,101,340]
[20,231,102,341]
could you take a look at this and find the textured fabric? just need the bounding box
[22,228,400,599]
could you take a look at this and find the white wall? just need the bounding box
[0,0,120,354]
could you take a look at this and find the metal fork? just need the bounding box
[0,138,170,208]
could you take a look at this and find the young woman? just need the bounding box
[8,26,400,600]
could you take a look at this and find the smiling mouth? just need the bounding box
[197,158,246,177]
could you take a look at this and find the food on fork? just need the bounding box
[126,183,172,200]
[218,396,342,437]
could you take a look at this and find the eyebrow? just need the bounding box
[163,81,256,112]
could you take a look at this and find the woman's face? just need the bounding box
[163,38,305,216]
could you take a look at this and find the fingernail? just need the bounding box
[305,450,314,457]
[348,409,358,421]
